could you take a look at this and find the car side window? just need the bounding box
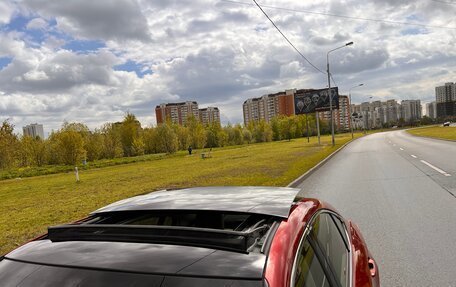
[293,238,330,287]
[310,213,350,287]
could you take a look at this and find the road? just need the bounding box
[296,130,456,286]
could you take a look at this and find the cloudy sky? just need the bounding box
[1,0,455,134]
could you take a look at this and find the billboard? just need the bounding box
[294,87,339,114]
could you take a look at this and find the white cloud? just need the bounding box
[0,0,455,133]
[21,0,151,41]
[26,17,48,30]
[0,1,14,25]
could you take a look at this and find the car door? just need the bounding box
[291,211,351,287]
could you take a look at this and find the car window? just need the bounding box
[293,238,330,287]
[310,213,349,287]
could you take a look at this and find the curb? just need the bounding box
[287,137,358,188]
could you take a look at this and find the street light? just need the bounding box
[348,83,364,139]
[327,41,353,146]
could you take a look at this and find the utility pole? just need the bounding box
[326,41,353,146]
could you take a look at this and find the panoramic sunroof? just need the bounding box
[47,210,280,254]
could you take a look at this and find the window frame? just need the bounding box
[290,209,352,287]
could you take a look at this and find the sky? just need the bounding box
[0,0,455,135]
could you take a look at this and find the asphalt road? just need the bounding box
[297,130,456,286]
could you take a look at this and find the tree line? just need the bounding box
[0,113,330,169]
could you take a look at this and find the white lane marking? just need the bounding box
[420,160,451,177]
[410,155,417,158]
[400,148,404,151]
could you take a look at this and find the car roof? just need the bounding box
[92,186,301,218]
[5,240,266,280]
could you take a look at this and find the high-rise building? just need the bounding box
[22,123,44,139]
[385,99,401,124]
[155,102,221,126]
[435,82,456,118]
[242,90,295,125]
[199,107,220,125]
[155,101,199,125]
[351,98,422,128]
[426,102,437,119]
[319,95,351,131]
[401,100,422,122]
[436,82,456,103]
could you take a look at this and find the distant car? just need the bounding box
[392,125,398,129]
[0,187,380,287]
[443,122,450,127]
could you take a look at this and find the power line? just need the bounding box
[251,0,326,74]
[221,0,456,30]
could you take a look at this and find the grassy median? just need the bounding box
[0,133,361,255]
[407,125,456,141]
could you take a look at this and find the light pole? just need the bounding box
[348,83,364,139]
[327,41,353,146]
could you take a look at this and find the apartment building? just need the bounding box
[319,95,350,131]
[199,107,220,125]
[401,100,422,122]
[242,89,295,125]
[436,82,456,103]
[352,98,422,129]
[435,82,456,118]
[22,123,44,139]
[155,101,221,125]
[426,102,437,119]
[385,99,401,124]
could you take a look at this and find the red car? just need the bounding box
[0,187,379,287]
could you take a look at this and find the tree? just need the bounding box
[143,127,159,154]
[18,135,48,167]
[420,116,434,126]
[186,116,206,149]
[85,131,104,161]
[17,135,33,167]
[173,124,190,151]
[251,120,273,143]
[0,119,18,169]
[217,129,228,147]
[155,123,178,154]
[242,129,252,144]
[205,122,223,148]
[49,125,86,165]
[100,123,123,159]
[271,117,281,141]
[319,118,330,135]
[279,115,297,141]
[132,137,145,156]
[120,113,142,157]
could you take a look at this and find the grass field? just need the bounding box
[407,125,456,141]
[0,133,361,255]
[0,152,173,180]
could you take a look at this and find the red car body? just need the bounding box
[0,187,379,287]
[266,199,380,287]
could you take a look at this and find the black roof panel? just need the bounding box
[5,240,266,279]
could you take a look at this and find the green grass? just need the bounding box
[0,152,173,180]
[407,125,456,141]
[0,133,362,255]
